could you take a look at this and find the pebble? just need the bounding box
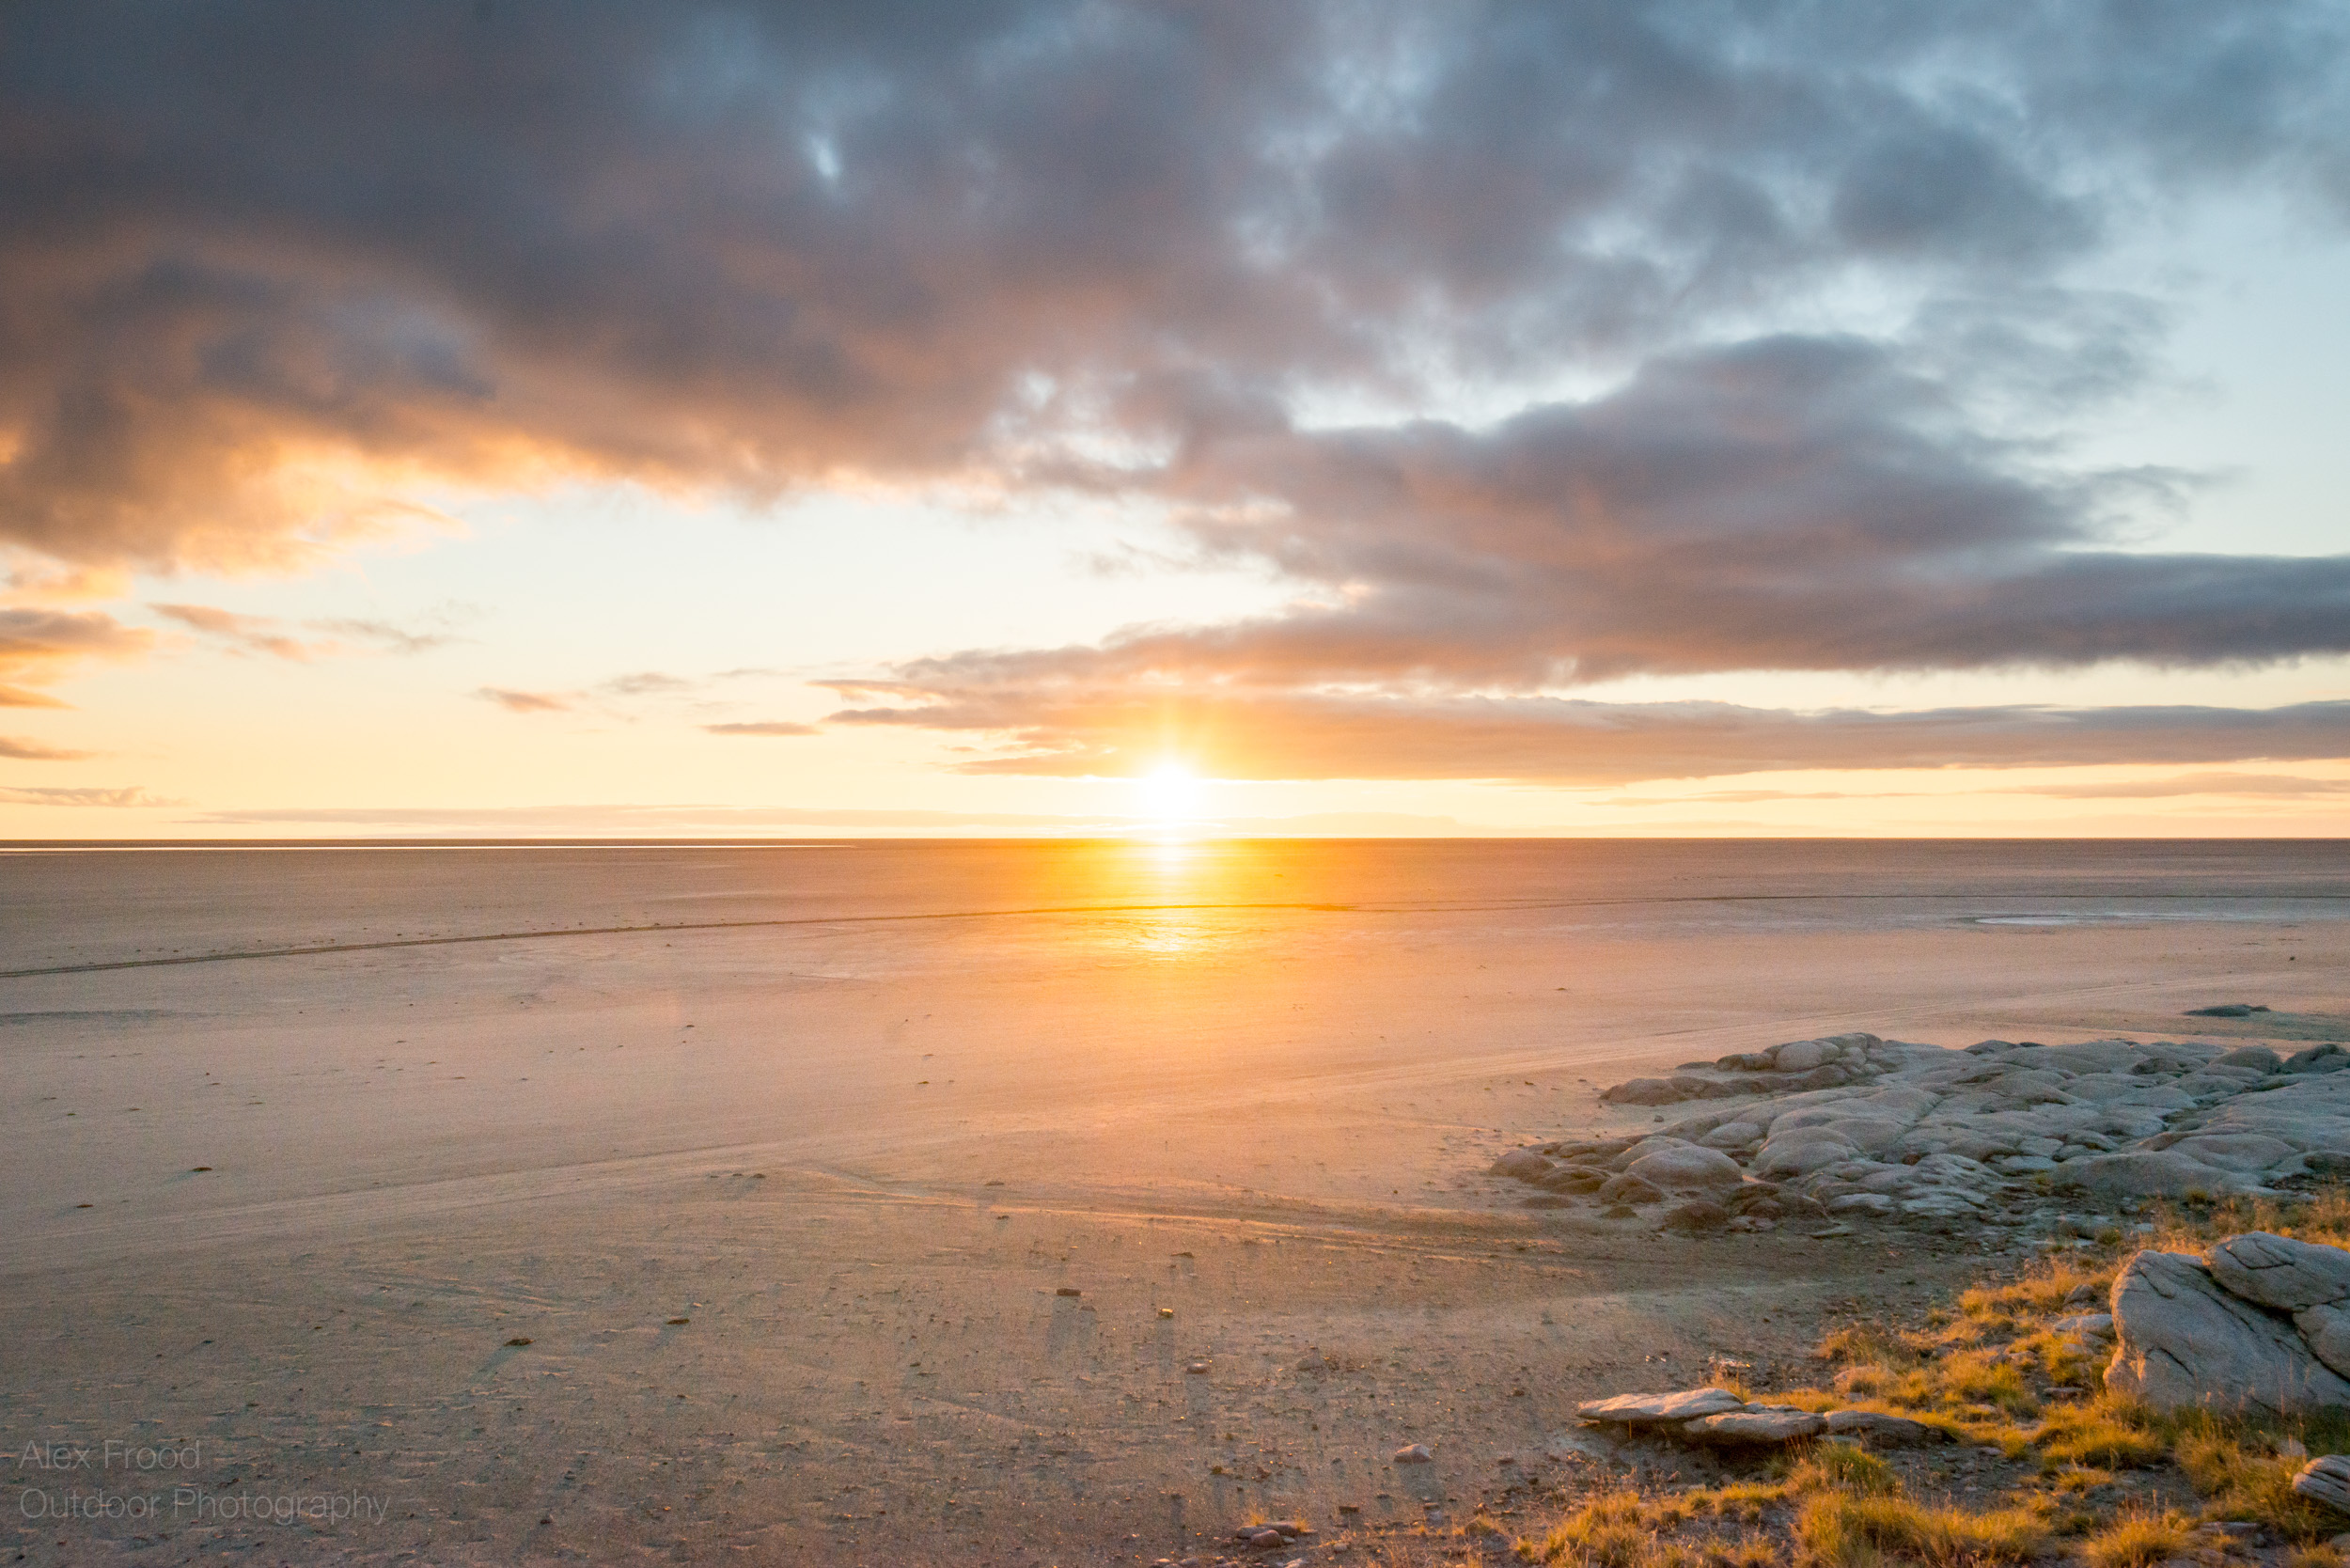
[1392,1443,1434,1464]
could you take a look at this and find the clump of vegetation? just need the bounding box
[2077,1505,2194,1568]
[1496,1183,2350,1567]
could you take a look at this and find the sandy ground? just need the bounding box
[3,843,2345,1564]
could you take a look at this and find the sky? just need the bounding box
[4,1,2350,838]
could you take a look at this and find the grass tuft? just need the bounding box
[2079,1505,2196,1568]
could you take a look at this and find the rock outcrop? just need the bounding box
[2105,1249,2350,1417]
[1495,1030,2350,1231]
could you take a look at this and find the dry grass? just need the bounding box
[1794,1490,2049,1566]
[2078,1505,2196,1568]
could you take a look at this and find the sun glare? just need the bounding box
[1136,761,1201,823]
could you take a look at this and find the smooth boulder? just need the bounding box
[1624,1144,1745,1194]
[2300,1304,2350,1380]
[2295,1456,2350,1515]
[2207,1232,2350,1312]
[2107,1250,2350,1418]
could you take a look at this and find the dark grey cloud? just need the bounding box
[827,689,2350,785]
[7,1,2350,780]
[3,2,2345,568]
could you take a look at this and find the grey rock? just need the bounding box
[1391,1443,1434,1465]
[2288,1045,2350,1074]
[2295,1455,2350,1515]
[2107,1249,2350,1417]
[1825,1193,1897,1215]
[1662,1200,1729,1234]
[2215,1046,2284,1074]
[1624,1144,1746,1194]
[1600,1077,1682,1106]
[2186,1004,2268,1018]
[2299,1304,2350,1378]
[2050,1313,2115,1337]
[1490,1149,1551,1181]
[1574,1388,1746,1427]
[2206,1232,2350,1311]
[1774,1040,1833,1074]
[1822,1409,1946,1445]
[2056,1150,2245,1201]
[1537,1167,1608,1194]
[1597,1173,1665,1205]
[1681,1409,1825,1444]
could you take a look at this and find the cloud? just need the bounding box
[2,2,2344,586]
[1600,772,2350,806]
[0,605,152,694]
[602,671,699,698]
[150,602,334,660]
[311,617,458,655]
[7,2,2350,779]
[827,688,2350,784]
[0,784,173,807]
[702,720,820,737]
[0,733,90,760]
[475,687,573,714]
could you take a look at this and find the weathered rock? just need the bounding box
[2187,1004,2267,1018]
[1681,1408,1825,1444]
[1391,1443,1434,1465]
[2294,1455,2350,1515]
[2287,1045,2350,1074]
[2050,1313,2115,1338]
[1600,1078,1681,1106]
[1822,1410,1945,1445]
[1625,1144,1746,1194]
[1826,1193,1897,1215]
[1773,1040,1833,1074]
[2056,1150,2244,1201]
[1597,1172,1666,1205]
[2107,1249,2350,1417]
[1491,1148,1551,1181]
[2215,1046,2284,1074]
[1574,1388,1746,1427]
[2299,1304,2350,1378]
[1662,1200,1729,1234]
[2207,1233,2350,1312]
[1537,1167,1609,1194]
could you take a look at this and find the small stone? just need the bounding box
[1574,1388,1746,1427]
[1187,1360,1211,1374]
[2049,1313,2114,1338]
[1391,1443,1434,1465]
[1056,1287,1083,1297]
[505,1337,533,1347]
[1160,1307,1176,1319]
[2186,1004,2265,1017]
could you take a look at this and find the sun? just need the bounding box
[1136,761,1202,823]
